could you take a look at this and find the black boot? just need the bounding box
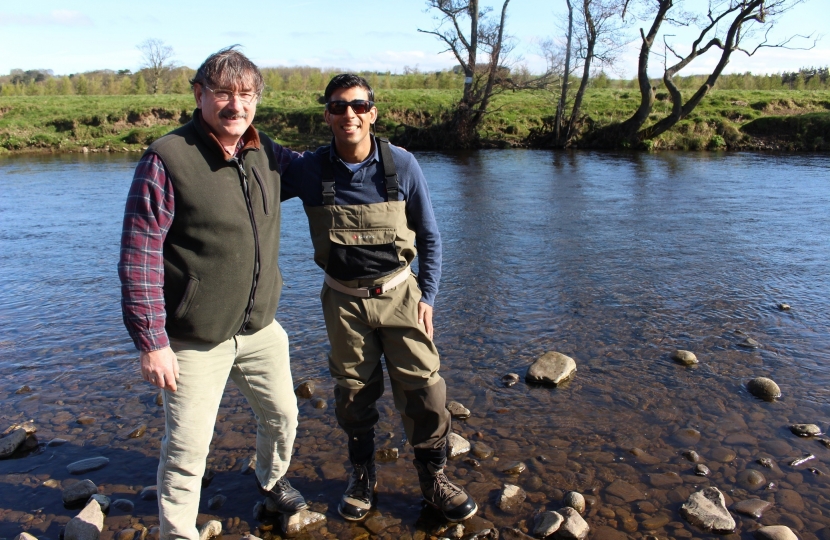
[338,430,377,521]
[258,476,308,514]
[414,460,478,522]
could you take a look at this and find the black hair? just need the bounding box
[189,45,264,95]
[324,73,374,102]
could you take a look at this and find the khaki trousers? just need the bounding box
[159,320,298,540]
[321,273,450,454]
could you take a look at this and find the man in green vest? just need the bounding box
[118,47,306,540]
[282,74,477,523]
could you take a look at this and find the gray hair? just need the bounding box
[189,45,264,95]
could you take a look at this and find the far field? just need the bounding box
[1,88,829,154]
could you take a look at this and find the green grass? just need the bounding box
[2,88,829,154]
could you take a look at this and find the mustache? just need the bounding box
[220,111,248,120]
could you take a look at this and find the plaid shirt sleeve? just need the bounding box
[118,152,175,352]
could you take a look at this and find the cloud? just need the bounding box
[222,32,255,40]
[0,10,92,27]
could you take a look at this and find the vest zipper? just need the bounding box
[233,156,261,334]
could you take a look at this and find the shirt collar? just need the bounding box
[327,136,379,166]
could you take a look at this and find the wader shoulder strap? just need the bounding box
[320,147,336,206]
[376,137,399,201]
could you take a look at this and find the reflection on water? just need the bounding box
[2,151,830,539]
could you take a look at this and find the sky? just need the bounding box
[0,0,827,79]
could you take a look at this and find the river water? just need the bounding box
[1,150,829,540]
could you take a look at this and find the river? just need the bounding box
[1,150,829,540]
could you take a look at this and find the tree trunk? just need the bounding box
[463,0,479,104]
[565,0,596,142]
[554,0,574,143]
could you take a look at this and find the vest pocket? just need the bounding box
[174,276,200,319]
[251,166,270,215]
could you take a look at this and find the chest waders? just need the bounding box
[302,138,458,502]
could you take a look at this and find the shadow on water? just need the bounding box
[3,150,830,539]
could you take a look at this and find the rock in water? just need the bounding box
[564,491,586,514]
[680,487,736,533]
[790,424,821,437]
[672,350,698,366]
[294,381,315,399]
[747,377,781,401]
[739,337,761,348]
[280,509,326,536]
[755,525,799,540]
[557,507,590,540]
[64,499,105,540]
[67,457,110,474]
[198,520,222,540]
[139,486,158,500]
[63,480,98,505]
[207,494,227,510]
[111,499,135,512]
[375,448,399,462]
[533,511,564,537]
[0,428,28,458]
[89,494,111,513]
[447,401,471,419]
[732,498,773,518]
[448,432,471,458]
[501,373,520,387]
[777,303,791,311]
[472,442,494,459]
[525,352,576,386]
[497,484,527,513]
[14,533,38,540]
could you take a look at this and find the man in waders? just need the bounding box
[281,74,477,523]
[119,47,307,540]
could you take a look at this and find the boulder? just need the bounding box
[63,479,98,506]
[64,499,105,540]
[526,352,576,386]
[680,487,736,533]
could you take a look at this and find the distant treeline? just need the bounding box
[1,65,828,97]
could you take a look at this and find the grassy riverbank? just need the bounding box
[1,89,829,154]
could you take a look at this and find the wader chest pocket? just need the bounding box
[326,228,402,281]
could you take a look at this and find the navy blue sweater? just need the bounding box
[281,140,442,305]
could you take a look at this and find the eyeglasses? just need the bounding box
[203,84,259,104]
[326,100,375,115]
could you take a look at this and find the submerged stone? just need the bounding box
[732,498,773,518]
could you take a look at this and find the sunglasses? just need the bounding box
[326,100,375,115]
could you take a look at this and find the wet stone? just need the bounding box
[695,464,711,476]
[89,494,110,513]
[790,424,821,437]
[497,484,526,513]
[649,472,683,488]
[376,448,399,462]
[533,511,564,537]
[116,529,137,540]
[739,337,761,348]
[43,478,61,488]
[447,401,471,419]
[139,486,158,501]
[77,416,96,425]
[501,373,520,387]
[500,461,526,475]
[777,303,791,310]
[738,469,767,490]
[711,447,737,463]
[47,438,69,447]
[775,489,804,512]
[683,450,701,462]
[747,377,781,401]
[525,351,577,386]
[16,385,33,394]
[0,428,28,458]
[680,487,735,534]
[448,432,471,458]
[606,479,646,502]
[65,499,105,540]
[111,499,135,513]
[155,393,163,406]
[642,515,671,530]
[732,498,773,518]
[558,507,590,540]
[128,425,147,439]
[14,533,38,540]
[311,397,327,409]
[564,491,586,514]
[675,428,702,446]
[62,479,98,505]
[67,457,110,474]
[672,350,698,366]
[280,509,326,536]
[758,457,775,468]
[294,381,315,399]
[472,442,494,460]
[755,525,799,540]
[465,457,481,468]
[208,494,227,510]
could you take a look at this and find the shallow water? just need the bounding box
[1,150,830,540]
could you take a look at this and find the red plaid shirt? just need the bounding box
[118,130,298,352]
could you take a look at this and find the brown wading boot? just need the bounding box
[414,460,478,522]
[338,460,377,521]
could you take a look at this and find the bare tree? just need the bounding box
[618,0,813,144]
[553,0,575,143]
[137,39,175,95]
[418,0,512,148]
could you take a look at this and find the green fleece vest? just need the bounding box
[147,113,283,344]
